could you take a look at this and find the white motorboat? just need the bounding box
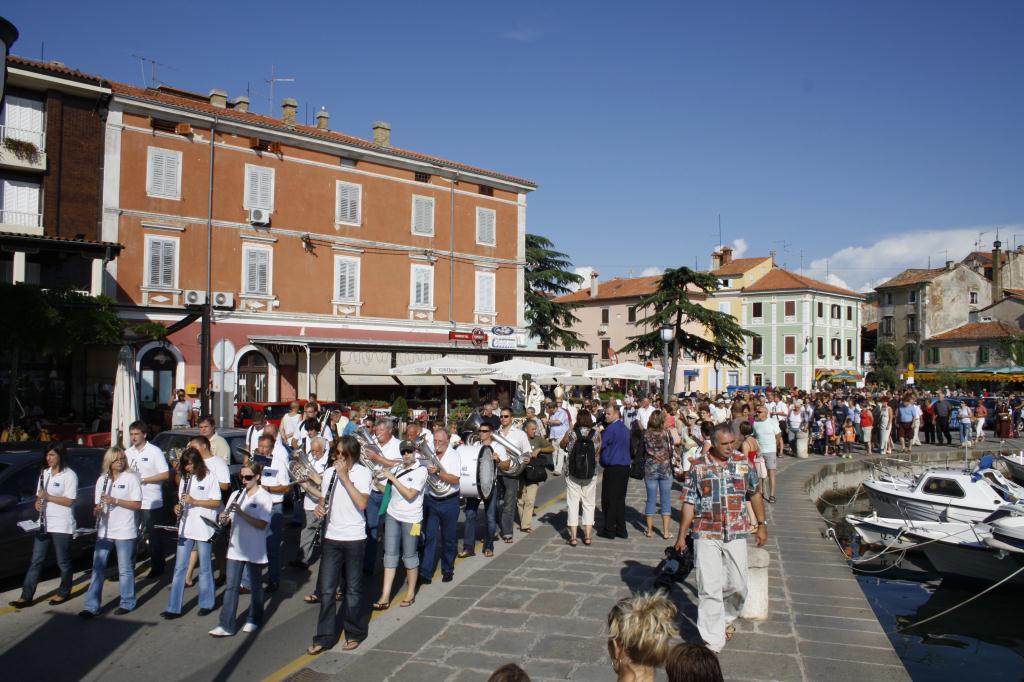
[902,515,1024,586]
[999,452,1024,485]
[846,512,975,548]
[863,468,1024,524]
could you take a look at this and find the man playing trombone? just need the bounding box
[418,428,462,584]
[495,408,531,543]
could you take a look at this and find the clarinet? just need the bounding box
[220,487,249,546]
[311,467,339,554]
[36,469,49,539]
[177,473,193,536]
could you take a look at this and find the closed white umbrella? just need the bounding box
[110,345,140,448]
[585,362,663,381]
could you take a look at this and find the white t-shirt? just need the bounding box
[245,425,265,455]
[302,451,330,511]
[227,487,273,564]
[209,433,231,465]
[261,442,292,504]
[371,436,402,489]
[39,468,78,535]
[171,400,191,427]
[125,441,168,510]
[753,418,781,455]
[788,407,804,430]
[280,412,302,445]
[386,463,427,523]
[178,473,222,542]
[498,427,531,459]
[637,406,655,429]
[771,401,789,424]
[94,472,142,540]
[203,454,231,496]
[323,464,372,542]
[430,447,462,497]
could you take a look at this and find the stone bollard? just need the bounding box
[740,546,770,620]
[795,431,809,459]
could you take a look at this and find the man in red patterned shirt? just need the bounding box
[674,423,768,652]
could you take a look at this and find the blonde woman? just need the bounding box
[79,447,142,618]
[606,593,678,682]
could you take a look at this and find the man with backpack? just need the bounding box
[597,402,631,540]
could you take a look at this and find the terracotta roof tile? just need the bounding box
[927,321,1019,342]
[711,256,773,277]
[742,267,865,298]
[961,250,1007,266]
[1002,288,1024,300]
[554,275,663,303]
[108,81,537,188]
[7,55,107,85]
[875,267,948,289]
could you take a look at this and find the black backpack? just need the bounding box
[567,427,597,480]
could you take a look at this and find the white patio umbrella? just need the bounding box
[584,362,663,381]
[390,356,496,421]
[110,345,140,448]
[488,358,571,382]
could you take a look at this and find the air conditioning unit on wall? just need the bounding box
[212,291,235,309]
[184,290,207,307]
[248,208,270,226]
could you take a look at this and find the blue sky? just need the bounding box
[7,2,1023,290]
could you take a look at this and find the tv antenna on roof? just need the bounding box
[266,65,295,115]
[131,54,175,88]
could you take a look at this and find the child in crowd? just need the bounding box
[842,417,856,459]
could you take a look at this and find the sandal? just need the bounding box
[521,528,532,533]
[457,550,474,559]
[306,644,327,656]
[582,536,592,546]
[48,596,68,605]
[303,594,320,604]
[341,639,361,651]
[568,538,578,547]
[483,549,494,557]
[644,529,652,538]
[502,536,513,544]
[185,578,197,588]
[399,597,416,608]
[767,496,776,504]
[371,601,390,611]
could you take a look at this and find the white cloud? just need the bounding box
[641,266,665,277]
[502,25,543,42]
[570,266,596,291]
[803,224,1022,292]
[731,238,748,258]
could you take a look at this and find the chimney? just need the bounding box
[711,250,722,270]
[993,239,1004,302]
[232,96,250,113]
[372,120,391,147]
[315,107,329,131]
[945,260,955,270]
[720,246,734,265]
[281,98,298,126]
[589,271,600,298]
[208,89,227,109]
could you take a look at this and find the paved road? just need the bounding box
[0,477,568,682]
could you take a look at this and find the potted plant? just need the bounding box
[2,136,40,163]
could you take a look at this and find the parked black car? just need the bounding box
[0,444,106,580]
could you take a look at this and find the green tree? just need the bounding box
[621,267,755,393]
[524,233,585,350]
[1001,333,1024,366]
[874,342,899,368]
[0,285,124,427]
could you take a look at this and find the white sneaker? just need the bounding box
[242,622,259,633]
[208,626,234,637]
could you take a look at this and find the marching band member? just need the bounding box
[418,428,461,585]
[242,433,290,594]
[183,434,231,586]
[125,420,169,578]
[161,448,222,619]
[307,436,371,655]
[209,461,272,637]
[372,439,427,610]
[460,424,508,559]
[10,443,78,609]
[496,408,531,543]
[291,436,329,569]
[79,447,142,618]
[362,420,402,575]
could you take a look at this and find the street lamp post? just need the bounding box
[0,17,19,112]
[746,353,754,394]
[660,324,673,405]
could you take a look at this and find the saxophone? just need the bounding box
[415,434,453,496]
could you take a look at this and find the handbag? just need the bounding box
[522,461,548,484]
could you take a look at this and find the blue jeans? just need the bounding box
[21,531,73,601]
[167,537,214,613]
[84,538,137,613]
[463,494,498,553]
[314,538,367,646]
[644,474,673,516]
[363,490,384,574]
[219,558,263,632]
[242,502,283,588]
[420,494,459,579]
[383,515,420,570]
[960,421,972,443]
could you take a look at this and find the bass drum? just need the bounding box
[457,443,496,499]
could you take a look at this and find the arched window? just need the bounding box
[237,351,269,402]
[139,346,178,409]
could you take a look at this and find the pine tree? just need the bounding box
[525,234,585,350]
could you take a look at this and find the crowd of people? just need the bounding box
[9,380,1014,674]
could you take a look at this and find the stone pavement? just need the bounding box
[285,450,921,682]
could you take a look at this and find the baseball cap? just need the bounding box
[399,440,416,453]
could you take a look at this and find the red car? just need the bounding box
[235,400,347,428]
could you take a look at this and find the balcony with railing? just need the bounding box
[0,125,47,172]
[0,209,43,234]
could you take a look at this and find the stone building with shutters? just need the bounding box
[96,67,589,415]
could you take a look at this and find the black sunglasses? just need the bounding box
[479,429,492,434]
[241,474,257,481]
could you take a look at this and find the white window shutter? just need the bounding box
[336,182,361,225]
[148,238,175,287]
[336,258,358,301]
[147,241,162,286]
[476,208,496,245]
[148,148,180,198]
[161,241,175,287]
[245,166,273,211]
[412,196,434,235]
[245,248,269,295]
[413,267,432,306]
[149,152,165,196]
[476,272,495,312]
